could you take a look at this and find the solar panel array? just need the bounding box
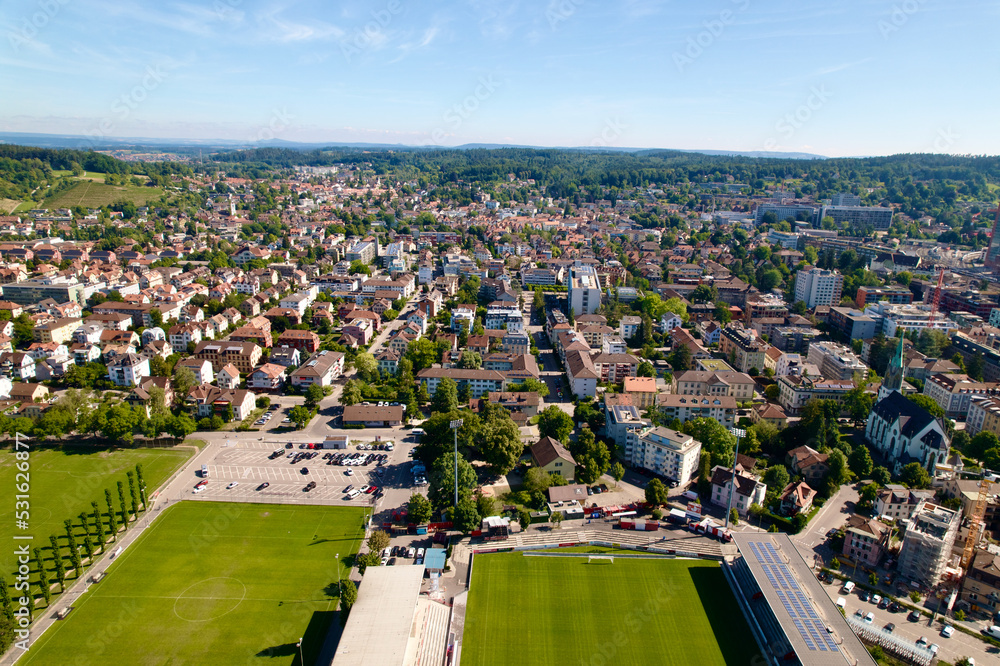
[748,540,840,653]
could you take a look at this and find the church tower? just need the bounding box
[878,335,904,402]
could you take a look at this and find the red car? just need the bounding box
[365,485,378,494]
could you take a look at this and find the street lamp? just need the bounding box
[450,419,463,507]
[336,552,341,600]
[297,638,303,665]
[725,428,745,530]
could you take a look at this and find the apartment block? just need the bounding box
[630,426,701,487]
[794,267,843,308]
[806,342,867,381]
[897,501,959,587]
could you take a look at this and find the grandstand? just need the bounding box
[726,533,877,666]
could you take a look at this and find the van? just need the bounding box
[983,625,1000,639]
[411,428,425,438]
[842,581,855,594]
[836,597,846,610]
[346,489,361,499]
[201,465,209,478]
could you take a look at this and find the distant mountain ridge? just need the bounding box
[0,131,827,159]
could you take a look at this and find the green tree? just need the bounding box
[105,489,118,537]
[900,462,930,488]
[871,466,891,486]
[476,405,523,475]
[430,377,459,414]
[405,338,439,372]
[407,493,433,524]
[729,508,740,526]
[907,394,945,418]
[763,465,790,495]
[518,509,532,531]
[428,451,478,510]
[354,351,377,382]
[844,386,873,426]
[637,361,655,377]
[453,496,481,533]
[304,383,325,410]
[49,535,65,591]
[356,551,380,574]
[117,481,128,531]
[92,501,105,546]
[537,406,574,443]
[340,379,363,406]
[367,530,390,555]
[289,405,311,429]
[570,428,610,484]
[34,548,50,607]
[682,418,737,467]
[668,345,692,372]
[550,510,563,528]
[968,432,999,461]
[645,478,668,506]
[825,450,851,492]
[458,350,482,369]
[172,365,197,396]
[477,493,498,518]
[338,578,357,625]
[849,445,874,478]
[524,467,552,495]
[610,462,625,483]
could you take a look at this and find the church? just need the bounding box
[865,337,951,474]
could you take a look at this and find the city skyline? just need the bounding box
[1,0,996,156]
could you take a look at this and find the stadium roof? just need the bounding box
[331,566,425,666]
[731,533,876,666]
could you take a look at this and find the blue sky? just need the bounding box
[0,0,996,156]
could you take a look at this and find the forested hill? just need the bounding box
[209,146,1000,198]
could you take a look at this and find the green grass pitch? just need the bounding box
[21,502,368,666]
[463,554,760,666]
[0,446,193,575]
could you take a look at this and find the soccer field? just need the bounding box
[0,446,192,574]
[22,502,368,666]
[463,554,760,666]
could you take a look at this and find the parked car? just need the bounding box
[884,623,895,633]
[304,481,317,492]
[908,611,922,622]
[940,625,954,638]
[871,594,881,606]
[226,482,238,490]
[194,480,208,492]
[256,482,270,491]
[864,612,874,624]
[359,485,371,494]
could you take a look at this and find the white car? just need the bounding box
[940,625,954,638]
[226,482,238,489]
[927,644,939,656]
[345,468,353,476]
[871,594,881,606]
[864,612,874,624]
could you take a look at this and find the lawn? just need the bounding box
[43,179,164,209]
[463,554,760,666]
[0,445,193,575]
[22,502,367,666]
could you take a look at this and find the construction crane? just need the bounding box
[959,477,992,572]
[928,266,945,323]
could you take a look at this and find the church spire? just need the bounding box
[878,334,904,402]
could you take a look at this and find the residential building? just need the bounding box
[185,385,256,421]
[176,357,214,385]
[269,345,302,368]
[656,394,737,429]
[486,392,541,418]
[967,395,1000,437]
[630,426,701,487]
[806,342,867,381]
[565,350,598,398]
[671,370,755,400]
[897,501,959,587]
[842,514,891,567]
[530,436,576,481]
[719,325,769,373]
[710,465,766,516]
[193,340,262,374]
[622,377,657,408]
[776,375,854,415]
[604,397,650,455]
[568,261,601,316]
[591,352,639,383]
[785,446,829,485]
[216,364,240,390]
[276,329,321,353]
[249,363,287,391]
[289,350,344,388]
[33,318,80,345]
[874,485,935,522]
[375,349,400,376]
[779,481,816,516]
[794,267,843,308]
[924,373,1000,418]
[828,307,879,341]
[107,352,150,387]
[752,402,788,428]
[619,315,641,340]
[960,551,1000,619]
[342,404,404,427]
[819,205,894,230]
[856,285,913,309]
[417,368,506,399]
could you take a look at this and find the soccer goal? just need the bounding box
[588,554,614,564]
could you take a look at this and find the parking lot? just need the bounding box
[187,438,416,505]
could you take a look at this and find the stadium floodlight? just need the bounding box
[725,428,746,529]
[450,419,464,507]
